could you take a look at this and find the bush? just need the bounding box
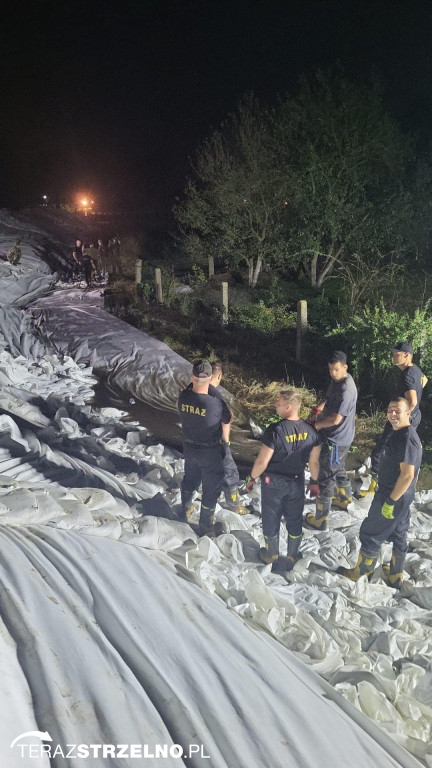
[187,263,207,289]
[328,300,432,398]
[137,281,154,303]
[161,267,181,308]
[230,300,296,333]
[306,294,340,333]
[258,273,292,307]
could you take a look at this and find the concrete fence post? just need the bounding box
[155,268,163,304]
[208,256,214,278]
[135,258,142,285]
[221,282,229,325]
[296,300,307,362]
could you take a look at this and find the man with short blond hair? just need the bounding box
[279,389,302,408]
[247,388,321,573]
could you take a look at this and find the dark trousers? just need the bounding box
[181,444,225,512]
[318,441,351,498]
[83,260,93,286]
[222,444,240,494]
[261,473,305,538]
[359,488,414,555]
[371,415,420,475]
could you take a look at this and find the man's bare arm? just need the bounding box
[250,445,274,479]
[389,462,416,501]
[315,413,343,431]
[222,422,231,443]
[403,389,417,411]
[308,445,321,481]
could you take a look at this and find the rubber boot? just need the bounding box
[337,550,378,581]
[184,503,194,519]
[332,477,353,510]
[259,535,279,565]
[197,505,223,537]
[305,496,331,531]
[285,534,303,572]
[177,501,194,523]
[382,548,406,589]
[358,473,378,499]
[180,489,195,522]
[225,487,249,515]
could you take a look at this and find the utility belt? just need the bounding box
[184,440,221,449]
[264,471,303,482]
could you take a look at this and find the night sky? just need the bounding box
[1,0,431,224]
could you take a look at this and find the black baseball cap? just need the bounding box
[391,341,413,355]
[192,360,212,378]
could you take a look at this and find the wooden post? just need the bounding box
[221,282,229,325]
[296,300,307,362]
[208,255,214,278]
[135,258,142,285]
[155,268,163,304]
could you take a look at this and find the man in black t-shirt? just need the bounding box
[306,350,357,531]
[178,360,232,535]
[247,389,321,573]
[338,397,422,586]
[185,362,248,515]
[364,341,427,497]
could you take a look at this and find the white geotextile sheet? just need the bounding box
[0,220,429,766]
[0,525,422,768]
[0,348,430,765]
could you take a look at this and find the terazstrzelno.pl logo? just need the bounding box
[11,731,210,760]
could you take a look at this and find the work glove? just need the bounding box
[245,475,257,493]
[381,498,395,520]
[307,481,320,498]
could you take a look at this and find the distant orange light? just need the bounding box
[81,199,88,206]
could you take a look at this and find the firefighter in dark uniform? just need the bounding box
[363,341,427,497]
[72,239,83,280]
[178,360,232,535]
[246,389,321,573]
[81,243,96,287]
[338,397,422,586]
[306,350,357,531]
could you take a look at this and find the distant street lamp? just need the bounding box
[77,194,95,215]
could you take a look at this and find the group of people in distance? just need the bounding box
[177,342,427,589]
[67,237,123,287]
